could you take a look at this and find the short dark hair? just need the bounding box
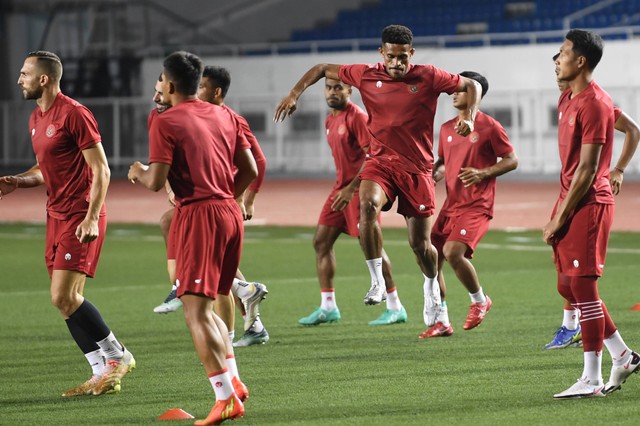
[460,71,489,98]
[202,66,231,98]
[565,29,603,71]
[26,50,63,82]
[163,51,203,96]
[381,25,413,46]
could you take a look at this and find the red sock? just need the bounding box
[570,276,604,352]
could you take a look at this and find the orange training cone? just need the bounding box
[158,408,195,420]
[630,303,640,311]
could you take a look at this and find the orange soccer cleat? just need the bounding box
[194,394,245,425]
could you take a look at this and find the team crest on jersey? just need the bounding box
[376,81,382,88]
[568,115,575,126]
[469,132,479,143]
[409,85,418,93]
[447,135,453,143]
[46,124,56,138]
[338,124,346,135]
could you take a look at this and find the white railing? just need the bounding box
[3,85,639,177]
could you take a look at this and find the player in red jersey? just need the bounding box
[275,25,481,330]
[197,65,270,347]
[544,30,639,399]
[298,78,406,326]
[151,66,270,347]
[421,71,518,338]
[128,51,257,424]
[0,51,134,397]
[545,56,640,350]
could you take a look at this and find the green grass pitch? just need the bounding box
[0,223,639,425]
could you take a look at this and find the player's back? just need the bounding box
[153,99,238,204]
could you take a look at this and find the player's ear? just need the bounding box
[215,87,223,99]
[39,74,48,87]
[168,81,176,95]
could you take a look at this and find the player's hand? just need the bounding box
[454,118,474,136]
[76,217,99,243]
[458,167,487,187]
[609,168,623,195]
[542,217,563,245]
[235,197,248,220]
[0,176,19,200]
[274,93,298,122]
[330,187,355,212]
[127,161,148,183]
[244,201,255,220]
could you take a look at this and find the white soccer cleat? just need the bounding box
[242,282,268,331]
[553,378,605,399]
[603,351,640,394]
[423,276,442,327]
[363,281,385,305]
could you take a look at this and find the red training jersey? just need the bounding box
[221,104,266,193]
[29,92,104,220]
[148,98,250,206]
[437,111,514,217]
[325,101,370,190]
[557,81,615,205]
[339,63,460,174]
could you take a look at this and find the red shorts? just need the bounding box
[431,211,491,259]
[167,208,177,260]
[45,212,107,278]
[551,202,613,277]
[359,157,435,217]
[317,189,362,237]
[173,199,243,299]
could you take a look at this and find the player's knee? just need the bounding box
[359,197,380,221]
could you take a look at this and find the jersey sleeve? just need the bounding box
[430,66,461,95]
[580,99,610,144]
[148,115,174,165]
[489,120,515,158]
[613,106,622,122]
[339,64,368,88]
[348,107,372,151]
[66,105,102,150]
[237,116,267,193]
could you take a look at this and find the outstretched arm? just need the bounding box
[274,63,341,122]
[0,162,45,199]
[610,111,640,195]
[128,161,170,192]
[77,143,111,243]
[454,77,482,136]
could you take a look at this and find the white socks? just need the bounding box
[232,278,254,300]
[604,331,632,366]
[366,258,385,287]
[562,309,580,330]
[469,288,487,304]
[582,351,603,385]
[423,274,441,302]
[385,288,402,312]
[209,370,234,400]
[321,289,337,311]
[97,332,124,361]
[85,349,106,377]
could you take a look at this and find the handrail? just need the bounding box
[563,0,625,30]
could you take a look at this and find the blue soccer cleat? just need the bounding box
[544,325,582,350]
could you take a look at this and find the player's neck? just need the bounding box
[568,74,592,98]
[36,87,60,113]
[170,93,196,107]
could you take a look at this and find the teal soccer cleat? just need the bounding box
[368,307,407,325]
[298,307,341,326]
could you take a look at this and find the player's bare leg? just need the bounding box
[442,240,491,331]
[359,180,388,305]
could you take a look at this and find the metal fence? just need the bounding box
[2,86,639,178]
